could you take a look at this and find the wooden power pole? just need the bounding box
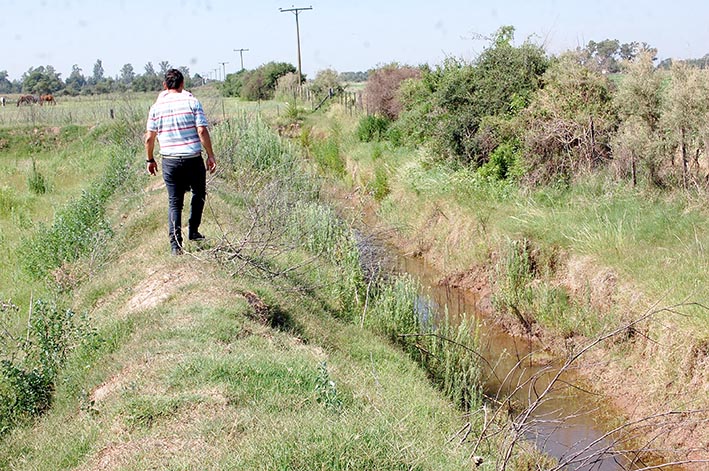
[234,48,249,71]
[279,6,312,85]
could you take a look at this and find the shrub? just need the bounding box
[364,63,421,119]
[611,52,664,187]
[356,115,391,142]
[275,72,301,101]
[659,61,709,188]
[227,62,297,101]
[521,52,617,184]
[27,160,47,195]
[308,69,343,98]
[477,142,523,181]
[0,299,95,434]
[19,141,136,280]
[396,26,548,166]
[221,69,248,98]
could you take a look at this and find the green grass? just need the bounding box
[0,99,493,470]
[384,159,709,327]
[302,102,709,435]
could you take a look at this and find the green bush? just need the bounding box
[370,165,390,202]
[223,62,297,101]
[356,115,391,142]
[521,52,616,184]
[19,142,136,280]
[0,299,95,435]
[492,238,536,330]
[396,26,547,165]
[27,160,47,195]
[311,136,345,176]
[477,142,523,181]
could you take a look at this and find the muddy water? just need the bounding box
[359,236,661,471]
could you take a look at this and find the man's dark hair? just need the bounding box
[164,69,184,90]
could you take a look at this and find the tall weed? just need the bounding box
[19,143,136,280]
[0,299,95,435]
[27,161,47,195]
[492,238,536,330]
[311,135,346,176]
[356,115,391,142]
[215,113,483,414]
[364,275,482,410]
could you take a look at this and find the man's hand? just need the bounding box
[206,155,217,174]
[145,131,158,176]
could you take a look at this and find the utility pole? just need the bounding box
[213,68,219,81]
[219,61,229,80]
[233,48,249,71]
[279,5,312,85]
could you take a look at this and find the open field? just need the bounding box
[0,87,285,129]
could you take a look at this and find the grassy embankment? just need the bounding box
[0,99,501,469]
[302,104,709,455]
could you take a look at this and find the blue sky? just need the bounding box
[2,0,709,81]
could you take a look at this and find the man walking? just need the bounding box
[145,69,217,255]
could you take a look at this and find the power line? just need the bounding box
[279,5,312,84]
[233,48,249,71]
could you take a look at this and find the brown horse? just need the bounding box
[17,95,37,106]
[39,94,56,106]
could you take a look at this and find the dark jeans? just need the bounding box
[162,156,206,249]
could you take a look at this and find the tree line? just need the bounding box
[0,55,370,98]
[0,59,202,96]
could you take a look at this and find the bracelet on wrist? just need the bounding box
[146,158,156,163]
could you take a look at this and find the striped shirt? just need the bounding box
[147,91,208,156]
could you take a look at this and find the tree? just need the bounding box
[144,62,157,77]
[178,66,192,88]
[309,68,342,97]
[262,62,298,87]
[223,62,296,100]
[396,26,548,165]
[661,61,709,188]
[240,69,268,101]
[612,51,664,186]
[64,64,86,95]
[131,62,162,92]
[521,52,617,183]
[21,66,63,94]
[119,63,135,85]
[158,61,171,76]
[0,70,13,93]
[275,72,300,100]
[90,59,104,85]
[221,69,247,97]
[339,71,368,82]
[365,63,421,120]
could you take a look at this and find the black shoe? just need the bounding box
[189,232,206,241]
[171,247,183,256]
